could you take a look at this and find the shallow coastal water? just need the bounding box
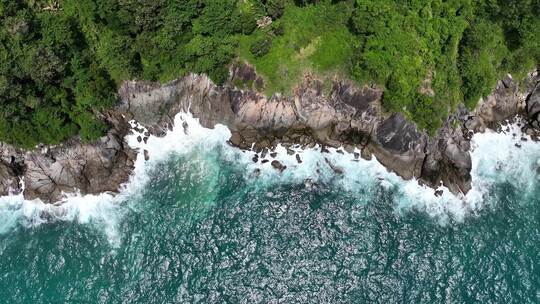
[0,114,539,303]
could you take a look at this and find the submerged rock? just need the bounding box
[360,148,372,161]
[324,158,344,175]
[144,150,150,161]
[182,121,189,134]
[271,160,287,173]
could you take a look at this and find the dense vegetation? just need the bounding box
[0,0,538,147]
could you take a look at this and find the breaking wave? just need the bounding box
[0,113,538,240]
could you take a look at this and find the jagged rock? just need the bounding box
[182,121,189,134]
[22,132,136,202]
[527,83,540,123]
[144,150,150,161]
[324,158,344,175]
[2,63,538,203]
[253,168,261,176]
[0,161,19,196]
[271,160,286,172]
[360,148,372,161]
[422,125,472,194]
[229,132,242,147]
[372,113,426,180]
[470,77,525,132]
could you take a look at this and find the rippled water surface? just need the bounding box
[0,115,539,303]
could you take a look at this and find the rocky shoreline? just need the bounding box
[1,64,539,203]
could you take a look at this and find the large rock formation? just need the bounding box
[421,121,472,194]
[0,112,136,203]
[0,63,538,203]
[117,65,539,196]
[117,70,431,184]
[527,80,540,129]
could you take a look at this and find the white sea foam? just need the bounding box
[0,191,127,246]
[223,119,539,224]
[236,143,477,224]
[0,113,538,238]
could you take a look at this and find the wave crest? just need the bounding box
[0,113,538,239]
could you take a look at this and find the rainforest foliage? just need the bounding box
[0,0,539,147]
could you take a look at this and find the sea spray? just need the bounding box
[0,112,538,238]
[238,143,476,224]
[469,122,540,205]
[235,119,539,223]
[0,113,233,242]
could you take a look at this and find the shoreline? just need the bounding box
[0,112,538,234]
[0,65,539,204]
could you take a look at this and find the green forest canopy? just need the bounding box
[0,0,539,147]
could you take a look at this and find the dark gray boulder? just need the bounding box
[527,83,540,122]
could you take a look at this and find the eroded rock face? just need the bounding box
[371,114,426,180]
[0,162,20,196]
[527,83,540,126]
[422,122,472,194]
[465,74,532,134]
[0,113,136,203]
[118,64,539,196]
[117,70,431,189]
[22,133,135,202]
[1,62,538,203]
[0,144,24,196]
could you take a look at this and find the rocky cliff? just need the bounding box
[1,65,539,203]
[0,112,136,203]
[117,65,539,196]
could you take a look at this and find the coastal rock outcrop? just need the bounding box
[0,145,22,196]
[527,82,540,127]
[0,113,136,203]
[118,64,539,196]
[464,75,528,133]
[118,70,431,184]
[421,121,472,194]
[1,62,538,203]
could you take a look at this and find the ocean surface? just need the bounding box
[0,113,539,303]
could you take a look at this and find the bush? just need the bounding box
[250,37,272,58]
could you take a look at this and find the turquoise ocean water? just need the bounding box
[0,114,538,303]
